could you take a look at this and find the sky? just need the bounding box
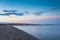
[0,0,60,24]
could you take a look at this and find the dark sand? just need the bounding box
[0,25,38,40]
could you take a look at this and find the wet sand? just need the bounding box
[0,25,38,40]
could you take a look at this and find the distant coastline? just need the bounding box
[0,22,60,26]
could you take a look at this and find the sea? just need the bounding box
[14,25,60,40]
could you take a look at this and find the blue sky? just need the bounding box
[0,0,60,24]
[0,0,60,12]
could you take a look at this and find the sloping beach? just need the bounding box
[0,25,38,40]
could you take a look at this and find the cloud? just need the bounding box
[49,7,60,12]
[33,11,44,16]
[32,7,60,16]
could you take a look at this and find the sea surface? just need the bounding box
[14,25,60,40]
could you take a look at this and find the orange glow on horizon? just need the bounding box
[0,16,60,23]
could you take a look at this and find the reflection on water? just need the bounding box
[14,26,60,40]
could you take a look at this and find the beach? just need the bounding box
[0,25,38,40]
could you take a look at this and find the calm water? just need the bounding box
[14,25,60,40]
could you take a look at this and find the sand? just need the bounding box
[0,25,38,40]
